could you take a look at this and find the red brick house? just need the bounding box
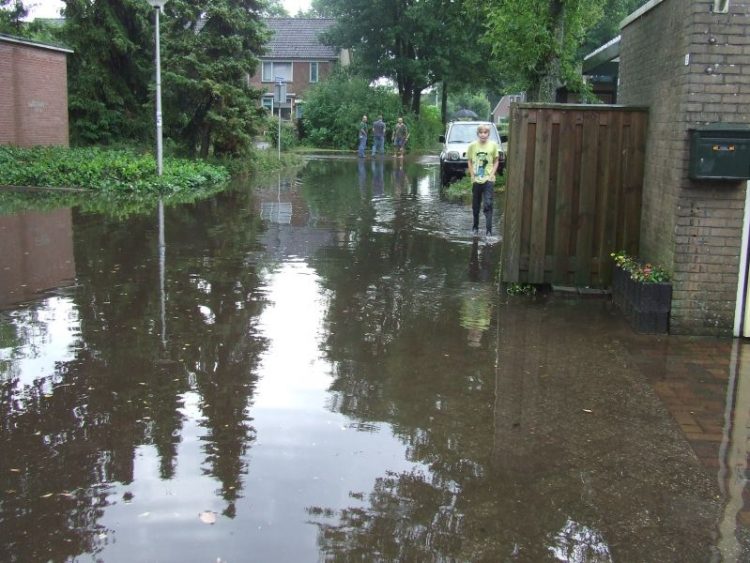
[248,18,348,119]
[491,93,525,126]
[615,0,750,336]
[0,33,72,147]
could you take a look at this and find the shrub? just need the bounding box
[0,146,228,194]
[301,70,441,150]
[265,116,299,151]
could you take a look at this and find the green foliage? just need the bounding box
[406,105,442,151]
[265,116,299,151]
[582,0,647,54]
[447,92,491,122]
[301,73,403,149]
[506,283,537,296]
[610,250,671,283]
[0,145,229,194]
[471,0,604,101]
[0,0,28,34]
[59,0,267,157]
[61,0,153,145]
[161,0,268,157]
[318,0,489,113]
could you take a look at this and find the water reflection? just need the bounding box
[0,157,743,560]
[0,209,75,307]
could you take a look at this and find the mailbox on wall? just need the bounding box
[689,123,750,181]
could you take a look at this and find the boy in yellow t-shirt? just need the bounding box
[466,124,499,238]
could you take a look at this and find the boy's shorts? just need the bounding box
[394,138,406,148]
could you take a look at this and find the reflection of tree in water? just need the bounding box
[0,189,271,559]
[313,289,720,561]
[307,195,717,561]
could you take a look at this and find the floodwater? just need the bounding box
[0,155,749,562]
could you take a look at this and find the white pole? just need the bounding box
[154,7,163,176]
[158,198,166,347]
[734,180,750,336]
[278,107,281,160]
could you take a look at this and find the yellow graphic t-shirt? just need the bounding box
[467,140,499,184]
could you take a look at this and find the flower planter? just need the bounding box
[610,252,672,334]
[612,264,628,310]
[612,267,672,334]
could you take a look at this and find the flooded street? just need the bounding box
[1,156,749,561]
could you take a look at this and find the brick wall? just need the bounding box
[249,59,336,99]
[0,39,70,147]
[618,0,750,336]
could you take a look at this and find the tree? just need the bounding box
[473,0,604,102]
[61,0,267,156]
[0,0,28,34]
[262,0,289,17]
[315,0,426,112]
[61,0,153,145]
[315,0,488,117]
[161,0,268,157]
[581,0,646,54]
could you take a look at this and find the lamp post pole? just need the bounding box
[148,0,168,176]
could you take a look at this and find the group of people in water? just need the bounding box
[357,114,410,159]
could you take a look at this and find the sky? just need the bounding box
[27,0,313,19]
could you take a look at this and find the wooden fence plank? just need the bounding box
[594,115,613,282]
[575,110,600,285]
[502,104,526,282]
[528,109,553,282]
[553,111,576,283]
[609,111,624,254]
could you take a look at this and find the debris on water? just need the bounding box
[199,511,218,525]
[582,409,593,413]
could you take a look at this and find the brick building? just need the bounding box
[248,18,348,119]
[0,33,72,147]
[617,0,750,336]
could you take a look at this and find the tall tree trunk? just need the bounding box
[526,0,566,103]
[410,86,421,115]
[200,125,211,159]
[441,81,448,125]
[535,0,566,103]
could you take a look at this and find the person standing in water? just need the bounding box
[358,115,368,158]
[392,117,409,158]
[466,123,499,238]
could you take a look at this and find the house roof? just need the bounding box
[0,32,73,54]
[262,18,337,60]
[583,35,620,74]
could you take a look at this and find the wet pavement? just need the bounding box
[0,155,749,561]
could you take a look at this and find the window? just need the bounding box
[261,96,273,112]
[262,61,292,83]
[309,62,319,83]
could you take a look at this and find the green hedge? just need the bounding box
[0,146,229,194]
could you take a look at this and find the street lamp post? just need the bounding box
[274,78,286,161]
[148,0,168,176]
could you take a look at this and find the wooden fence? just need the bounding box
[502,104,648,287]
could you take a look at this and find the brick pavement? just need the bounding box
[621,333,750,537]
